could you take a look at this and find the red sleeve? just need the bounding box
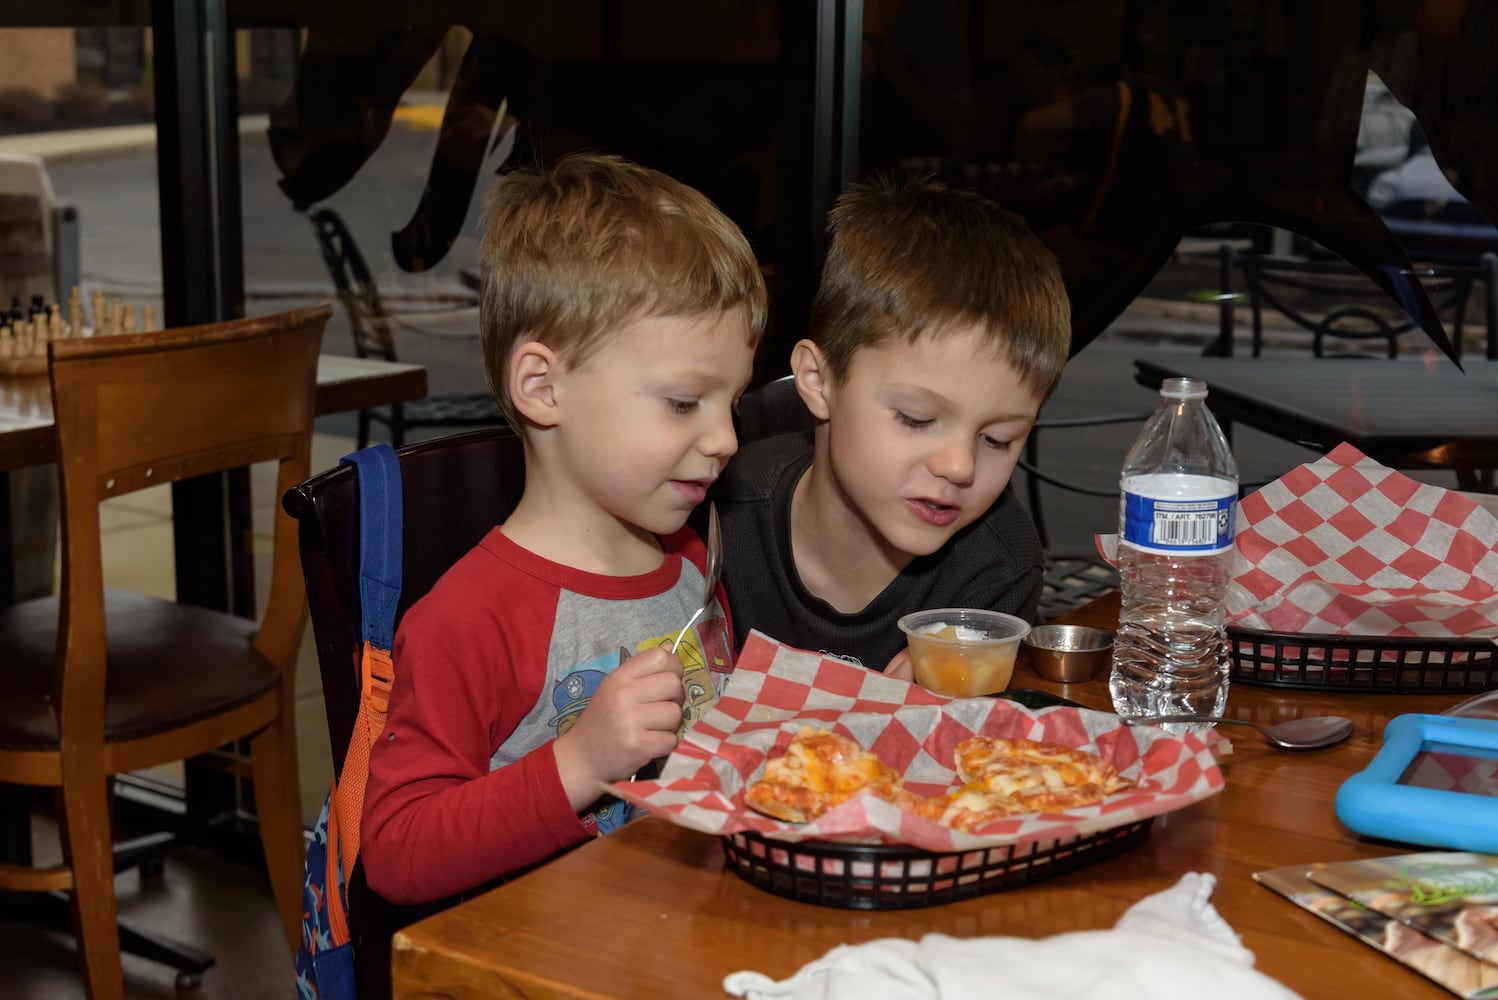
[360,547,590,905]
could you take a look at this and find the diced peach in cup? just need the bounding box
[897,610,1030,698]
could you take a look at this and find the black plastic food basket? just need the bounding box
[1229,626,1497,693]
[720,819,1153,910]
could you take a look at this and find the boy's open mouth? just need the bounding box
[672,478,714,505]
[908,497,960,526]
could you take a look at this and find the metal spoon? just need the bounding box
[672,503,722,653]
[1125,713,1353,750]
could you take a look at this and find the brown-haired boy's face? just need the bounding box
[813,324,1044,560]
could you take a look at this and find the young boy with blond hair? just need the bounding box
[362,154,765,905]
[715,175,1070,673]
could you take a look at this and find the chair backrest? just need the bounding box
[282,424,527,1000]
[734,373,814,442]
[310,207,398,363]
[282,425,528,777]
[1216,243,1497,359]
[48,303,330,739]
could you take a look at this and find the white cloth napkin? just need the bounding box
[723,873,1301,1000]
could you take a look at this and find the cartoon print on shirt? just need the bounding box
[550,664,608,739]
[545,609,735,833]
[548,653,633,833]
[661,611,734,727]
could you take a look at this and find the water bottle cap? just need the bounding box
[1159,377,1208,400]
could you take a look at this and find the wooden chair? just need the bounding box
[282,425,527,1000]
[309,207,506,448]
[0,305,329,999]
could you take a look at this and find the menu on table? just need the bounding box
[1256,853,1498,999]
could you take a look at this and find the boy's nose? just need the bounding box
[928,437,976,485]
[701,410,739,460]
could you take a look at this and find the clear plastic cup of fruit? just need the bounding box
[897,608,1032,697]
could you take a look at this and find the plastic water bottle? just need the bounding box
[1109,378,1239,731]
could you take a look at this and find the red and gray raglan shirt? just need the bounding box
[361,525,733,905]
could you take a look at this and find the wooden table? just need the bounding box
[391,593,1466,999]
[0,353,427,472]
[1134,353,1498,478]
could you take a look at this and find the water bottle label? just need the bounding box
[1121,491,1236,554]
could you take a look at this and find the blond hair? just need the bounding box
[479,154,767,423]
[810,175,1070,396]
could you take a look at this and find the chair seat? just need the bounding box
[385,392,505,426]
[0,590,279,752]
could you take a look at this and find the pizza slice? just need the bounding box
[954,736,1134,812]
[744,726,900,823]
[932,782,1030,831]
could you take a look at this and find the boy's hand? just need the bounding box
[884,648,914,682]
[554,646,685,811]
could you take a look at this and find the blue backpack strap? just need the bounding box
[299,444,404,1000]
[340,443,403,650]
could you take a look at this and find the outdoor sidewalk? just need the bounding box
[0,114,270,163]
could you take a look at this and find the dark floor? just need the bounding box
[0,813,293,999]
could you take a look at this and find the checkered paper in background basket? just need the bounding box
[612,632,1226,854]
[1225,443,1498,639]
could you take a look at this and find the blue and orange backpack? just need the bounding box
[295,444,403,1000]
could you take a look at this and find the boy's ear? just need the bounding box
[790,340,833,421]
[508,340,563,428]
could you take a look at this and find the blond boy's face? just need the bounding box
[814,325,1045,560]
[548,311,754,538]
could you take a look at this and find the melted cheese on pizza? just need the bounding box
[743,727,899,823]
[935,782,1029,831]
[955,736,1133,802]
[744,730,1134,832]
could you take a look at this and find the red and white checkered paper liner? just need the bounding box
[1225,443,1498,639]
[611,631,1226,854]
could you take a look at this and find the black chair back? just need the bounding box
[734,374,813,441]
[310,206,395,362]
[309,206,507,449]
[1214,242,1498,359]
[282,425,527,1000]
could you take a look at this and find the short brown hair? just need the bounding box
[809,175,1070,396]
[478,154,767,422]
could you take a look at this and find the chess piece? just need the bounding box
[122,305,137,334]
[90,290,105,330]
[0,326,12,360]
[142,304,157,332]
[68,286,83,336]
[49,304,63,340]
[109,296,123,336]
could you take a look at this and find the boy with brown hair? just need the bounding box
[715,175,1070,673]
[362,154,766,905]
